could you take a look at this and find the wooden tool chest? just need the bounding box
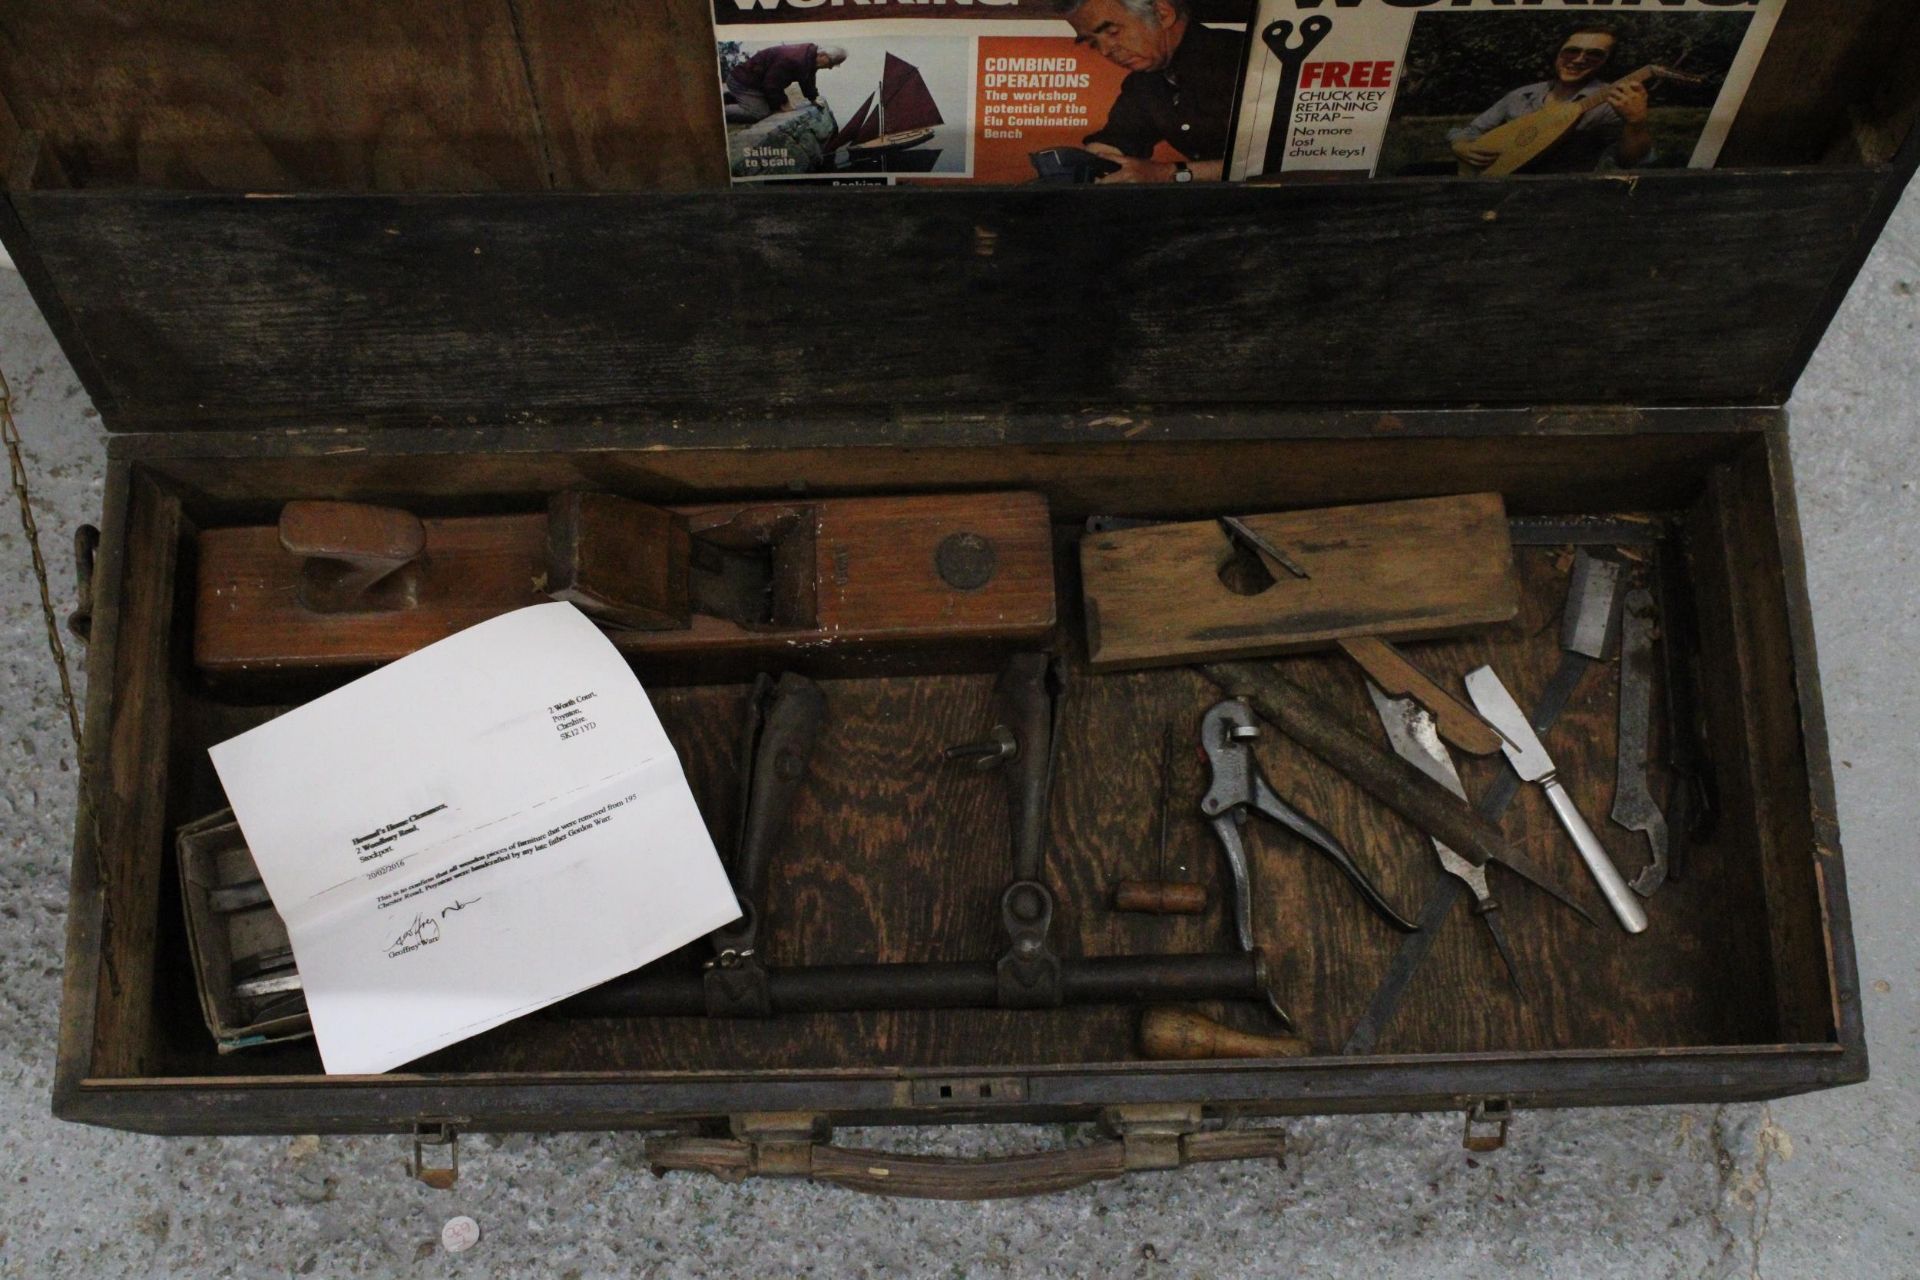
[4,0,1914,1194]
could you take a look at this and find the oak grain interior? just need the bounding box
[78,425,1837,1086]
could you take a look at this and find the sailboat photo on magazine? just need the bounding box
[712,0,1255,186]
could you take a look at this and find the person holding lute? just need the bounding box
[1450,25,1654,175]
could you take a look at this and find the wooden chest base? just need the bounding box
[56,406,1862,1138]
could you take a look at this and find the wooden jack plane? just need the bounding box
[195,490,1056,678]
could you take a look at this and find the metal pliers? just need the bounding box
[1200,698,1419,959]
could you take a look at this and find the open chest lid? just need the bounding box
[0,1,1915,436]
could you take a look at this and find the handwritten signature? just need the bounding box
[385,913,441,957]
[441,897,481,918]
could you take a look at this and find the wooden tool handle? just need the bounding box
[1140,1008,1313,1060]
[1336,635,1505,757]
[279,500,425,614]
[1113,881,1208,915]
[1198,661,1515,870]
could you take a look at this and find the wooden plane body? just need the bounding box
[195,491,1056,680]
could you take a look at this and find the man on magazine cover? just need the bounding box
[1449,24,1653,173]
[724,43,849,125]
[1058,0,1241,182]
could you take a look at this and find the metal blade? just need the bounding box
[1527,651,1592,738]
[1478,905,1527,998]
[1465,667,1557,784]
[1561,550,1624,660]
[1366,682,1468,800]
[1220,515,1312,580]
[1479,843,1598,927]
[1364,683,1493,902]
[1342,868,1458,1055]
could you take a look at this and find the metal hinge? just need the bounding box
[1463,1099,1515,1153]
[67,524,99,644]
[410,1118,464,1189]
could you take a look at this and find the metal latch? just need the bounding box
[910,1075,1028,1106]
[1463,1099,1514,1152]
[730,1111,831,1178]
[410,1119,462,1189]
[1102,1103,1206,1171]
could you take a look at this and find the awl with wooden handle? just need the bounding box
[1140,1008,1313,1060]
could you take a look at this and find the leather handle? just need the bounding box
[812,1143,1128,1199]
[279,500,425,614]
[647,1124,1283,1200]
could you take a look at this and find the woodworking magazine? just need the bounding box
[1231,0,1788,181]
[710,0,1785,185]
[711,0,1257,185]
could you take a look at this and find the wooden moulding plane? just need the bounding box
[194,490,1056,679]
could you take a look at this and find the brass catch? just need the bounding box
[410,1118,462,1189]
[1463,1099,1515,1152]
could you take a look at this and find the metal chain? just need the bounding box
[0,360,83,746]
[3,353,118,1004]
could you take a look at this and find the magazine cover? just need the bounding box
[712,0,1254,185]
[1229,0,1787,181]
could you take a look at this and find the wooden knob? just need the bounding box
[1139,1008,1313,1060]
[1112,881,1208,915]
[279,500,425,614]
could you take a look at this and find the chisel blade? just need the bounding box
[1562,551,1624,660]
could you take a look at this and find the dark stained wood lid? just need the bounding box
[0,2,1914,433]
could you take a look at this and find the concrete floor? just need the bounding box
[0,185,1915,1278]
